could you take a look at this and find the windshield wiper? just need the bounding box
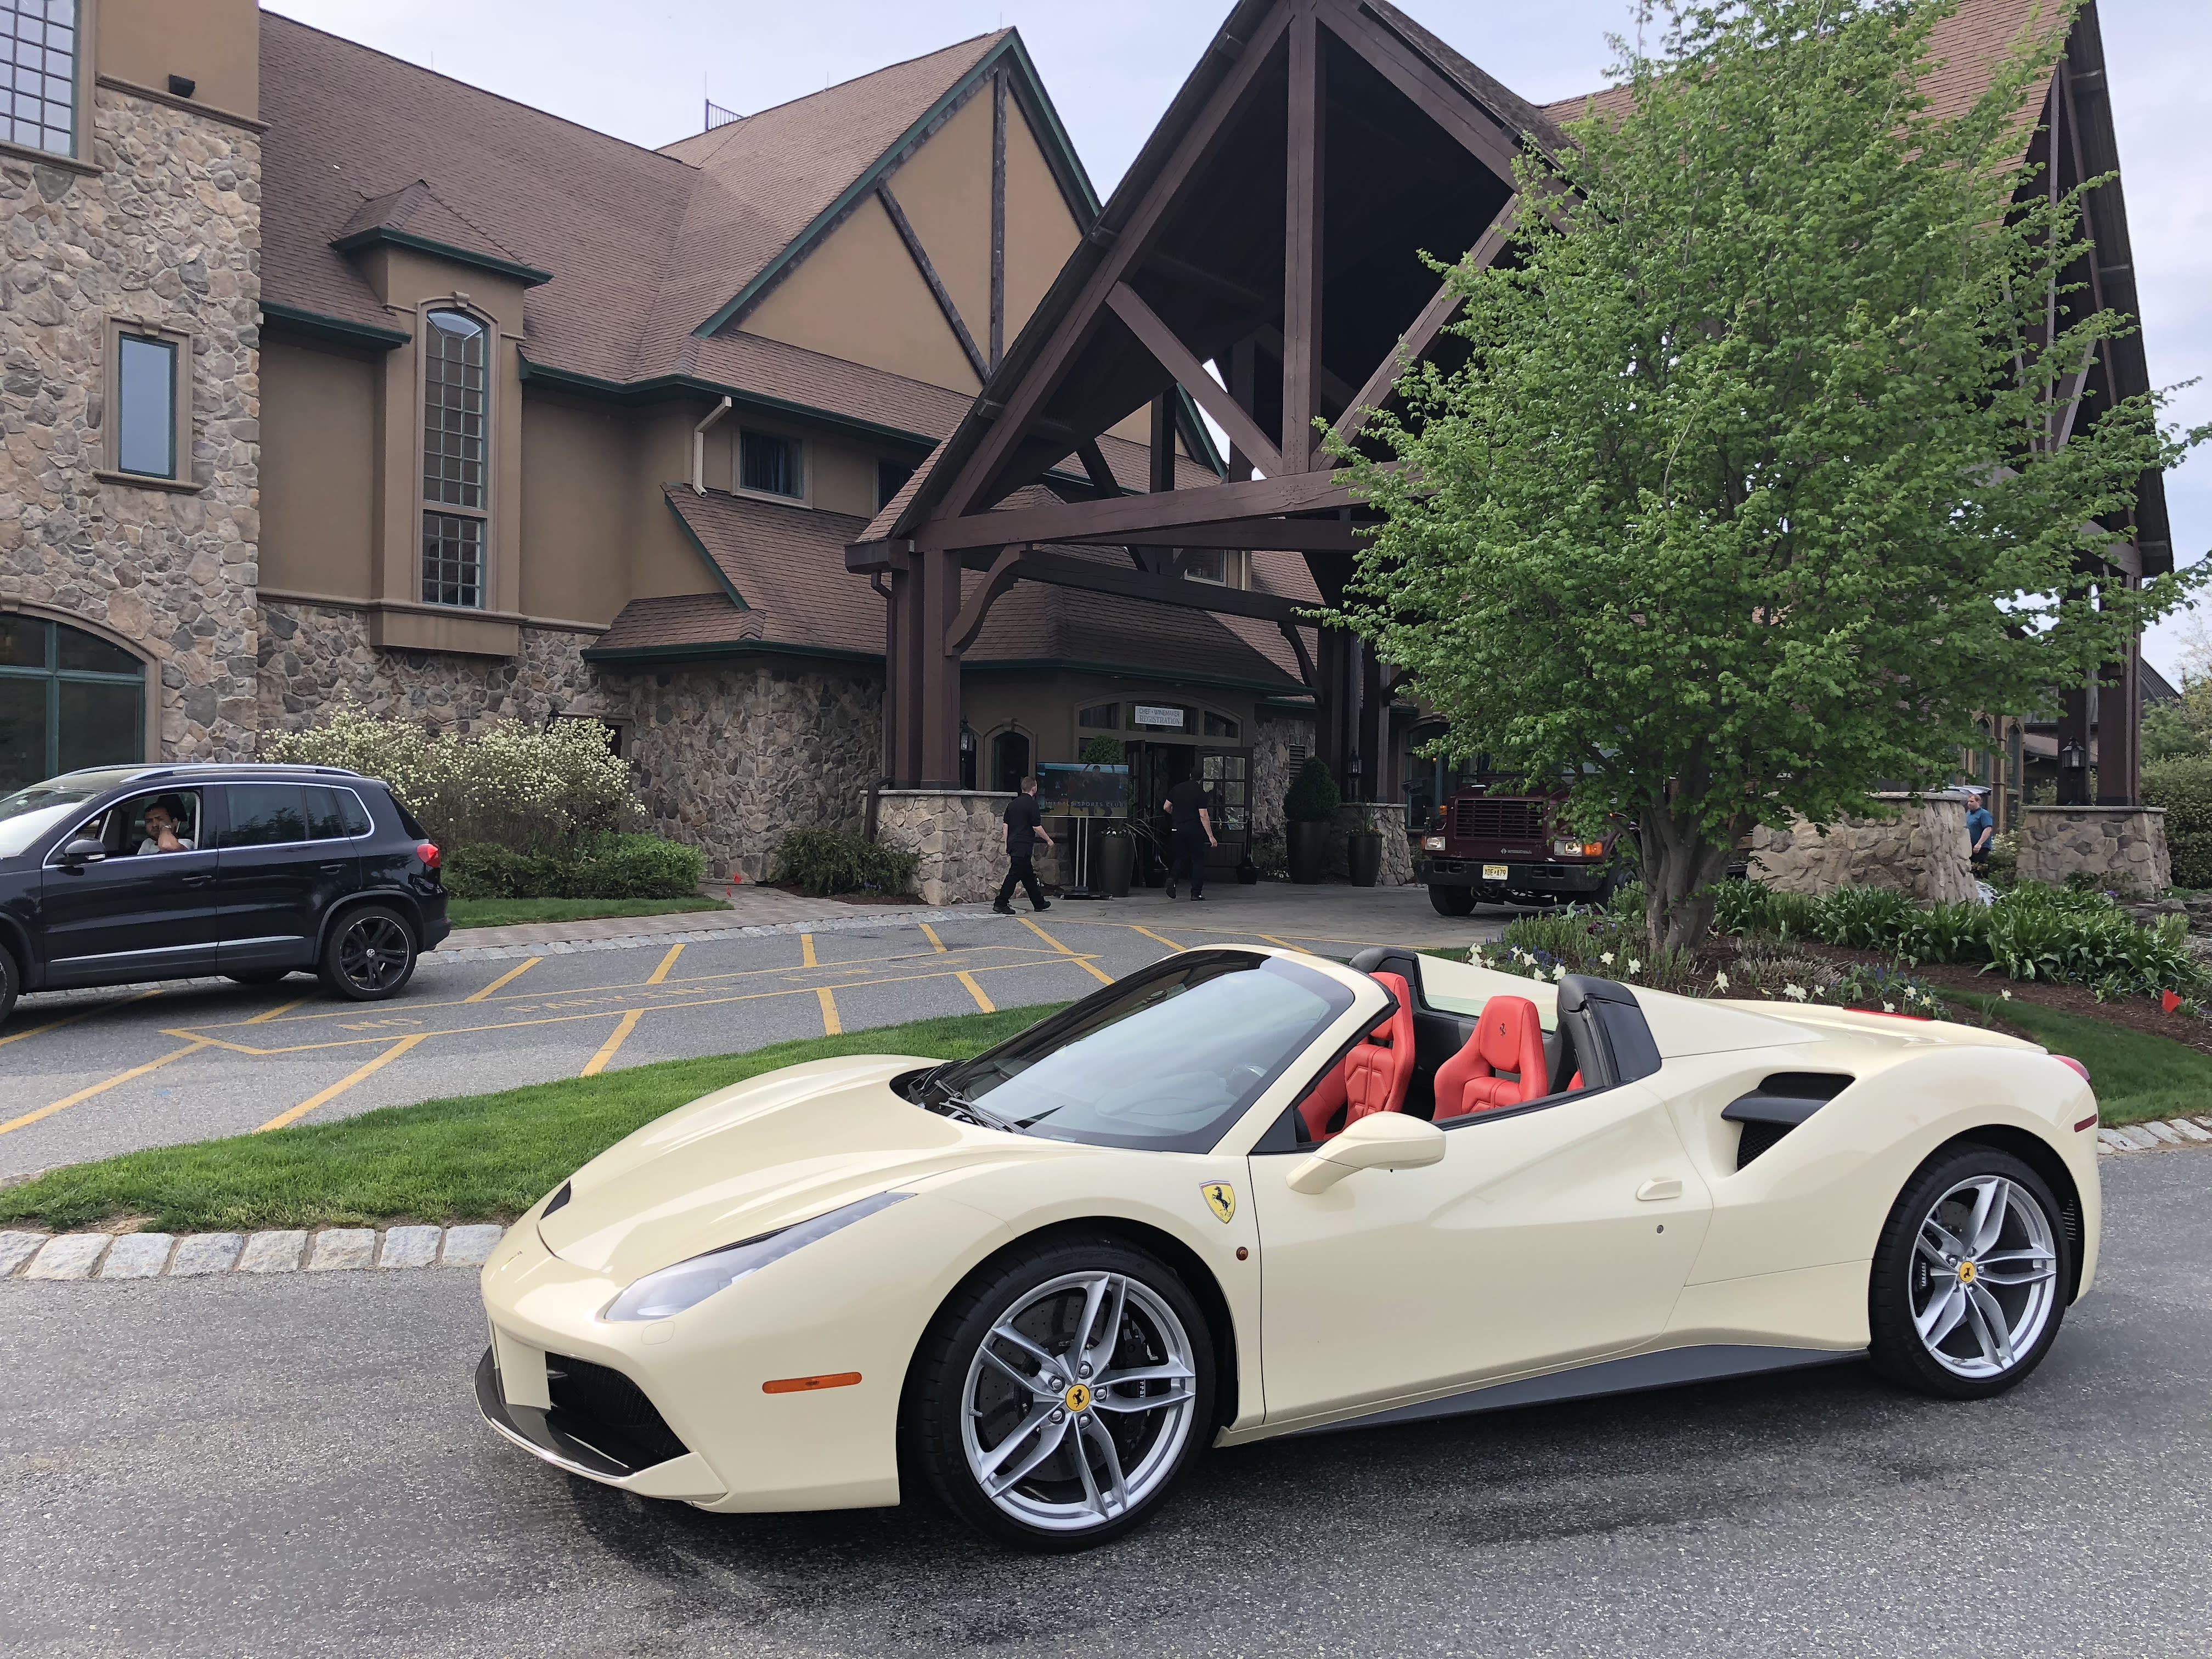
[933,1088,1018,1133]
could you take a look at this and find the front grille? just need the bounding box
[1453,799,1547,842]
[545,1354,690,1471]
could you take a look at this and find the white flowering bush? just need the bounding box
[263,703,641,856]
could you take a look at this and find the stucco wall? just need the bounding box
[0,87,261,766]
[258,335,377,600]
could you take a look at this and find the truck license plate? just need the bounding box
[1482,864,1509,881]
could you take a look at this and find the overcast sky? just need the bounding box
[269,0,2212,679]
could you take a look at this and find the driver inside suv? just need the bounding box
[136,794,197,854]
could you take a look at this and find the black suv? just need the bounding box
[0,763,449,1025]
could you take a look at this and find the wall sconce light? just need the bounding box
[958,720,977,757]
[2059,741,2088,773]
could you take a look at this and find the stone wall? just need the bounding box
[613,661,881,882]
[256,600,603,735]
[1,88,262,764]
[1250,711,1315,843]
[1746,792,1977,905]
[2018,806,2170,901]
[1329,801,1416,885]
[875,789,1017,905]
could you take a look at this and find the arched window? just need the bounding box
[0,616,145,791]
[421,309,490,608]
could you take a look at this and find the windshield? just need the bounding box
[0,778,117,859]
[929,952,1358,1152]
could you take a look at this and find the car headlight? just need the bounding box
[600,1192,911,1322]
[1423,835,1446,851]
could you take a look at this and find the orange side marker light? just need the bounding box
[763,1372,862,1395]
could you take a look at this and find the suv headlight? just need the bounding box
[600,1192,911,1322]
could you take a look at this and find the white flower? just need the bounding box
[2000,989,2013,1001]
[1600,951,1615,966]
[1882,1001,1895,1013]
[1626,958,1641,975]
[1784,983,1808,1001]
[1713,971,1730,992]
[1552,962,1568,981]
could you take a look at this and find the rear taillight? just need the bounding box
[2055,1055,2090,1084]
[416,840,441,872]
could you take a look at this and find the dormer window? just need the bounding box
[739,430,803,500]
[421,309,489,607]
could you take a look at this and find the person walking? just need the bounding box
[1163,771,1217,900]
[994,776,1054,915]
[1966,787,1995,873]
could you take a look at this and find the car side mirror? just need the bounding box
[1286,1111,1446,1195]
[58,836,108,866]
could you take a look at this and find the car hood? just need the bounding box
[536,1055,1067,1281]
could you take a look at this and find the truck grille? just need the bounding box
[1453,799,1546,842]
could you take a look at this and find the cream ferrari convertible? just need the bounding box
[476,945,2099,1549]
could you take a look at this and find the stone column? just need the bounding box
[1328,802,1415,884]
[2017,806,2170,900]
[874,789,1018,905]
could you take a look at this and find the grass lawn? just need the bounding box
[1951,992,2212,1126]
[444,895,732,929]
[0,1004,1065,1235]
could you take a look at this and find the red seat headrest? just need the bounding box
[1434,994,1550,1118]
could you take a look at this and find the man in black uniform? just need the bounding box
[993,776,1054,915]
[1163,773,1217,900]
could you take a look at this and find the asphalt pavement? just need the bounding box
[3,1153,2207,1658]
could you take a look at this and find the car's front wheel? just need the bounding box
[908,1238,1215,1550]
[319,906,418,1002]
[1869,1147,2069,1400]
[0,945,18,1027]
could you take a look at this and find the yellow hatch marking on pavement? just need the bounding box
[918,923,948,953]
[466,958,541,1002]
[646,943,685,985]
[2,1040,214,1137]
[1127,924,1183,951]
[0,985,164,1049]
[255,1034,430,1132]
[1019,916,1115,984]
[956,970,996,1012]
[245,995,314,1025]
[580,1010,644,1077]
[815,985,842,1035]
[800,933,818,968]
[1257,933,1308,953]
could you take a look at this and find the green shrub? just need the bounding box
[1814,885,1917,950]
[2143,756,2212,889]
[774,828,917,897]
[1283,757,1341,824]
[1894,901,1988,964]
[1606,878,1646,919]
[264,702,639,855]
[443,834,706,901]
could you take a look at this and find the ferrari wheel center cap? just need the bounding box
[1063,1383,1093,1413]
[1957,1260,1978,1285]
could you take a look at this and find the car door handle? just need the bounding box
[179,872,216,888]
[1636,1178,1683,1202]
[319,862,347,873]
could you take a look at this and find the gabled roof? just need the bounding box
[329,179,550,286]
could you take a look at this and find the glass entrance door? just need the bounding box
[1199,749,1249,873]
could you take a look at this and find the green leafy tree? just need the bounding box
[1333,0,2202,952]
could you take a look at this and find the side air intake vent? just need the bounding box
[1723,1073,1853,1169]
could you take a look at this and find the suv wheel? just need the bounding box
[0,945,18,1027]
[320,906,418,1002]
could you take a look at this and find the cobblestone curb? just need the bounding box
[0,1223,507,1282]
[2097,1116,2212,1155]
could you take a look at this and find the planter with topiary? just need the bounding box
[1283,758,1340,884]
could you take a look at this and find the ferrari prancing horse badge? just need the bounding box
[1202,1182,1237,1224]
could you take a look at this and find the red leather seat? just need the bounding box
[1434,995,1550,1119]
[1298,971,1417,1139]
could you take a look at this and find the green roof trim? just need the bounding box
[329,224,554,287]
[583,639,883,669]
[259,301,410,350]
[519,353,940,454]
[661,493,751,611]
[695,31,1100,342]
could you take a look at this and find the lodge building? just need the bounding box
[0,0,2168,895]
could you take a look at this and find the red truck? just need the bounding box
[1415,780,1632,916]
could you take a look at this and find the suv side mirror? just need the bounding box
[1287,1110,1446,1194]
[58,836,108,866]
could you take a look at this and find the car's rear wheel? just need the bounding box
[0,945,18,1027]
[908,1238,1215,1550]
[1428,884,1477,917]
[1869,1147,2068,1400]
[319,907,417,1002]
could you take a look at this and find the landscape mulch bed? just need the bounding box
[1697,935,2212,1059]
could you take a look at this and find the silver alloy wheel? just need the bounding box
[959,1269,1197,1534]
[1910,1175,2059,1379]
[337,915,410,993]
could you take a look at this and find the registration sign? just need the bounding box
[1132,703,1184,728]
[1482,863,1509,881]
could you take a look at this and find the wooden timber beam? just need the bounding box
[1314,0,1525,185]
[1282,6,1327,472]
[1107,282,1284,476]
[1075,438,1122,499]
[945,543,1030,654]
[1279,620,1318,685]
[878,183,989,384]
[968,548,1313,627]
[914,465,1376,551]
[990,69,1007,370]
[1144,251,1272,314]
[1062,519,1366,552]
[1332,194,1518,453]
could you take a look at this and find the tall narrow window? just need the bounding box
[2,0,76,157]
[115,334,178,479]
[740,430,802,499]
[421,309,489,608]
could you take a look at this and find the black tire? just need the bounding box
[225,969,292,986]
[318,906,418,1002]
[1427,883,1478,917]
[0,944,18,1028]
[906,1236,1216,1551]
[1869,1146,2070,1401]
